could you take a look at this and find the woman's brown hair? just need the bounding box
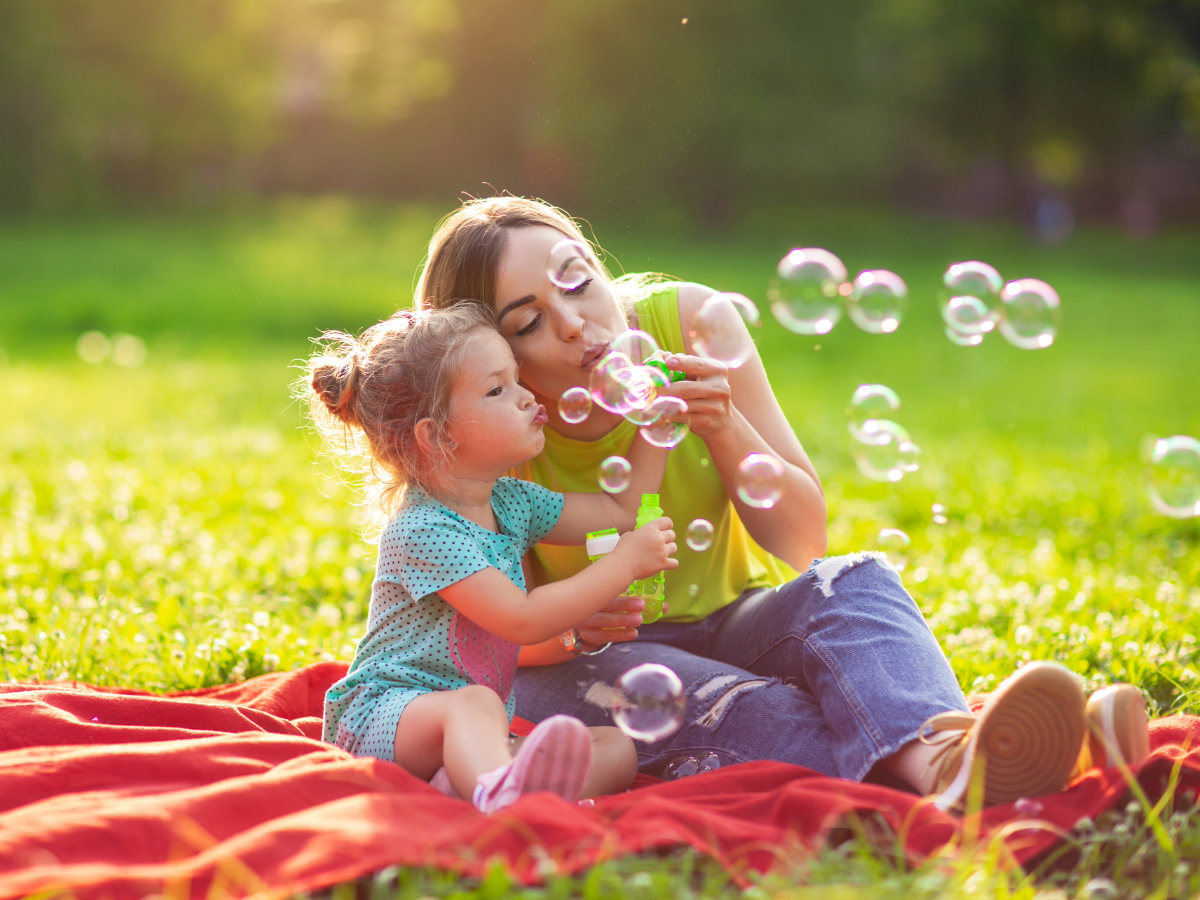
[415,196,617,314]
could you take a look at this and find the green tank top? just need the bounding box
[526,282,797,622]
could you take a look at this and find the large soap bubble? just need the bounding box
[688,292,760,369]
[847,270,908,334]
[547,238,592,290]
[1148,436,1200,518]
[558,386,592,424]
[611,329,660,366]
[611,663,686,743]
[768,248,848,335]
[589,352,639,415]
[846,384,901,442]
[736,453,785,508]
[998,278,1060,350]
[853,420,921,483]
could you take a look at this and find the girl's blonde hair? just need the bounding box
[300,304,496,519]
[415,195,665,314]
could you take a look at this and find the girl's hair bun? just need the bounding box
[309,338,363,428]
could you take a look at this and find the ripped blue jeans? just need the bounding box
[513,553,970,782]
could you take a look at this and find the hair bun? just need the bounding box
[311,354,361,427]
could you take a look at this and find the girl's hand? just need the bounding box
[614,516,678,580]
[660,354,733,436]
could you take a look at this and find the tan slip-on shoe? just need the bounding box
[925,661,1087,811]
[1075,683,1151,774]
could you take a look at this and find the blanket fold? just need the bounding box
[1,663,1196,900]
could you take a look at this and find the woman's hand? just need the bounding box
[660,354,734,436]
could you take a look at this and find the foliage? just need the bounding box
[1,205,1199,896]
[1,1,1199,215]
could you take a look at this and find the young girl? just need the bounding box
[303,303,678,812]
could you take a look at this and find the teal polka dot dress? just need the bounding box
[323,478,564,763]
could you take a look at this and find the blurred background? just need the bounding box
[3,0,1199,233]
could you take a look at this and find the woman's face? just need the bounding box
[493,225,628,403]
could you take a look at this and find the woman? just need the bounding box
[414,196,1146,809]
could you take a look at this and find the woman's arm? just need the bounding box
[438,521,677,646]
[539,435,670,545]
[660,282,828,570]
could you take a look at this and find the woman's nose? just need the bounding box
[549,297,585,340]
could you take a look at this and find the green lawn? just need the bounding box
[1,201,1198,898]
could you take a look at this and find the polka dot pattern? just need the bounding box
[323,478,564,763]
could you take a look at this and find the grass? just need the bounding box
[1,200,1199,898]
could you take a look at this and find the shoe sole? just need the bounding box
[509,715,592,803]
[973,662,1086,805]
[1086,684,1150,769]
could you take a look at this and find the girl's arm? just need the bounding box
[538,434,671,546]
[660,282,828,570]
[437,519,677,646]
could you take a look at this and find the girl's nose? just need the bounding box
[517,384,536,408]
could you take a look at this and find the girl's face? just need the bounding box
[492,225,629,404]
[445,330,548,474]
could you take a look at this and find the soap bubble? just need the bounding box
[875,528,911,572]
[589,352,637,414]
[623,367,671,426]
[558,386,593,424]
[598,456,632,493]
[769,248,848,335]
[611,329,660,366]
[547,237,592,290]
[847,270,908,334]
[1148,436,1200,518]
[686,518,714,552]
[998,279,1060,350]
[1013,797,1043,818]
[639,396,690,448]
[846,384,901,442]
[687,584,700,597]
[1079,878,1118,900]
[736,453,785,508]
[77,331,110,364]
[664,753,722,781]
[932,503,949,525]
[941,262,1002,337]
[853,420,921,483]
[611,663,686,743]
[944,321,986,347]
[688,292,760,368]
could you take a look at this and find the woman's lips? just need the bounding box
[531,404,549,425]
[580,342,610,372]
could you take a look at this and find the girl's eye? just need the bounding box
[487,386,503,397]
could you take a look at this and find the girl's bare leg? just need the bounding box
[393,684,512,799]
[511,725,637,798]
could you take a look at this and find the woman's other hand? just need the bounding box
[576,594,645,645]
[660,353,733,436]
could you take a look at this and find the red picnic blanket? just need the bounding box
[1,663,1197,900]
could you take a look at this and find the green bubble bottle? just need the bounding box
[628,493,666,623]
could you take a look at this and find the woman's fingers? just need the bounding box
[579,625,638,644]
[665,353,729,379]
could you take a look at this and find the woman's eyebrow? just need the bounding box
[496,294,535,323]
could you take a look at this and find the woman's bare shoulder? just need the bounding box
[674,282,718,325]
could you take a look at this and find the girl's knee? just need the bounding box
[453,684,508,714]
[586,725,638,794]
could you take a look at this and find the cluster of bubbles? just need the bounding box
[610,663,686,743]
[77,331,148,368]
[1145,435,1200,519]
[846,384,921,483]
[939,262,1060,350]
[767,249,908,336]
